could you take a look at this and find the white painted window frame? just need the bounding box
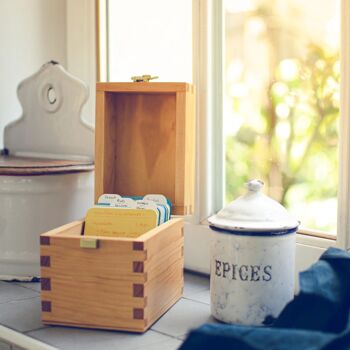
[73,0,347,275]
[66,0,96,127]
[337,0,350,251]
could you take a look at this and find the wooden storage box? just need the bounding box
[40,218,183,332]
[40,82,195,332]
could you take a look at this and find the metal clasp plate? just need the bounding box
[80,238,99,249]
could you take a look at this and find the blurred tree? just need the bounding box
[226,44,339,206]
[225,1,339,232]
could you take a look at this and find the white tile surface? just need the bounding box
[184,289,210,305]
[27,327,180,350]
[0,282,39,304]
[183,273,209,298]
[0,297,43,332]
[145,336,182,350]
[151,298,216,339]
[0,272,214,349]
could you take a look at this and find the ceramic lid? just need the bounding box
[208,179,299,232]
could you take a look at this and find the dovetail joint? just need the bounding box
[133,284,144,297]
[133,261,144,273]
[41,278,51,291]
[40,256,51,267]
[133,308,144,320]
[41,300,52,312]
[40,236,50,246]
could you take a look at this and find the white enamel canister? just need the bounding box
[208,180,299,325]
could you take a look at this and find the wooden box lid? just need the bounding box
[95,82,195,215]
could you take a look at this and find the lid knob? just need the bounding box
[246,179,264,192]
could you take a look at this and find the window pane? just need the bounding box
[224,0,340,234]
[107,0,192,82]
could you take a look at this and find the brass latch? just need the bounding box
[80,237,99,249]
[131,75,159,82]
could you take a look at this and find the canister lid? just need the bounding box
[208,180,299,232]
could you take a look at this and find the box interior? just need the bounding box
[100,92,177,205]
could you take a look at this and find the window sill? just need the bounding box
[183,221,337,275]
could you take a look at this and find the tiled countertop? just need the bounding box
[0,272,216,350]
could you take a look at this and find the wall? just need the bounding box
[108,0,192,82]
[0,0,96,149]
[66,0,96,127]
[0,0,67,148]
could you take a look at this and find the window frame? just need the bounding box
[186,0,341,274]
[94,0,345,275]
[66,0,96,126]
[337,0,350,250]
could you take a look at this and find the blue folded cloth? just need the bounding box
[180,247,350,350]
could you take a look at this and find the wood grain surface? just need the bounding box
[96,82,193,93]
[0,155,94,175]
[40,218,184,332]
[95,83,195,215]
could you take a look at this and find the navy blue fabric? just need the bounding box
[180,247,350,350]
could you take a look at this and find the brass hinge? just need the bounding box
[131,75,158,82]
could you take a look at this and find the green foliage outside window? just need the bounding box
[226,44,339,232]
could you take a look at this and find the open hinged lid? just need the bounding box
[95,82,195,215]
[208,180,299,233]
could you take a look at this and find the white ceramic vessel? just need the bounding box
[0,62,94,279]
[208,180,299,325]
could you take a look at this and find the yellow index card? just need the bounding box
[84,207,158,238]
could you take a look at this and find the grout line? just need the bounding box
[150,328,185,342]
[3,281,40,294]
[0,296,40,306]
[176,333,189,341]
[0,324,22,334]
[0,322,48,337]
[181,296,210,306]
[13,283,40,293]
[24,326,49,335]
[0,323,47,338]
[183,288,209,296]
[0,325,57,350]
